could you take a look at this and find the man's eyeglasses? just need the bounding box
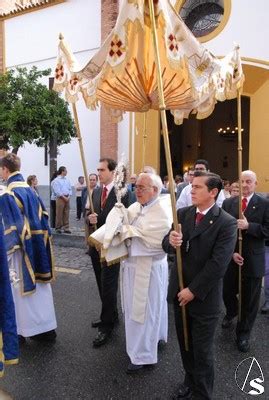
[134,185,153,192]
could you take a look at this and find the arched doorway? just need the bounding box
[160,96,250,181]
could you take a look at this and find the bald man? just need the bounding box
[222,170,269,352]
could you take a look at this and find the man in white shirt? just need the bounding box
[52,166,72,234]
[176,160,225,209]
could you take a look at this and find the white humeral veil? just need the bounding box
[90,195,172,364]
[8,250,57,337]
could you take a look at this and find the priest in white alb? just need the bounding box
[90,172,171,373]
[121,173,172,373]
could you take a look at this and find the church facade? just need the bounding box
[1,0,269,191]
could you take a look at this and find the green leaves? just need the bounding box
[0,66,76,152]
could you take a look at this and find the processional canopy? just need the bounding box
[53,0,244,124]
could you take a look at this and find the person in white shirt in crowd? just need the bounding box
[75,176,86,221]
[176,159,225,209]
[176,168,194,200]
[52,166,72,234]
[50,171,59,229]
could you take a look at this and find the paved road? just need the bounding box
[1,247,268,400]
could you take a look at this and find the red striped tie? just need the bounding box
[101,186,108,209]
[242,197,248,212]
[195,212,204,225]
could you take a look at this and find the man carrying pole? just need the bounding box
[88,158,130,347]
[162,171,237,400]
[222,170,269,352]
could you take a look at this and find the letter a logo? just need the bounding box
[235,357,264,396]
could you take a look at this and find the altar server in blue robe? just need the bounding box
[0,217,19,377]
[0,154,57,343]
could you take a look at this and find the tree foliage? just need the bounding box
[0,66,76,152]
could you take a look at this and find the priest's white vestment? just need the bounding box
[121,197,171,365]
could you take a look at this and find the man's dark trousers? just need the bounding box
[173,301,219,399]
[76,196,82,219]
[89,187,129,334]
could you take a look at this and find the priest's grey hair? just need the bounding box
[138,172,163,196]
[242,170,257,181]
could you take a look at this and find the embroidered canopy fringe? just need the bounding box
[53,0,244,124]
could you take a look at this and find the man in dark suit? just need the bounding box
[162,171,237,400]
[88,158,129,347]
[222,170,269,352]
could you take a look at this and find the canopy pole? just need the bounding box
[72,103,96,223]
[148,0,188,351]
[142,112,148,170]
[237,90,243,322]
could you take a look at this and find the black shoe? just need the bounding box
[260,302,269,314]
[30,330,57,343]
[176,383,192,399]
[237,338,250,353]
[91,319,102,328]
[64,229,71,234]
[56,229,62,234]
[158,340,166,350]
[221,315,235,329]
[18,335,26,345]
[126,363,144,374]
[126,363,154,375]
[92,331,111,347]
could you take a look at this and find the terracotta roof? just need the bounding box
[0,0,55,17]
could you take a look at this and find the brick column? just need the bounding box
[100,0,119,160]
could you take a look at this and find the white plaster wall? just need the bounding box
[5,0,101,185]
[6,0,101,67]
